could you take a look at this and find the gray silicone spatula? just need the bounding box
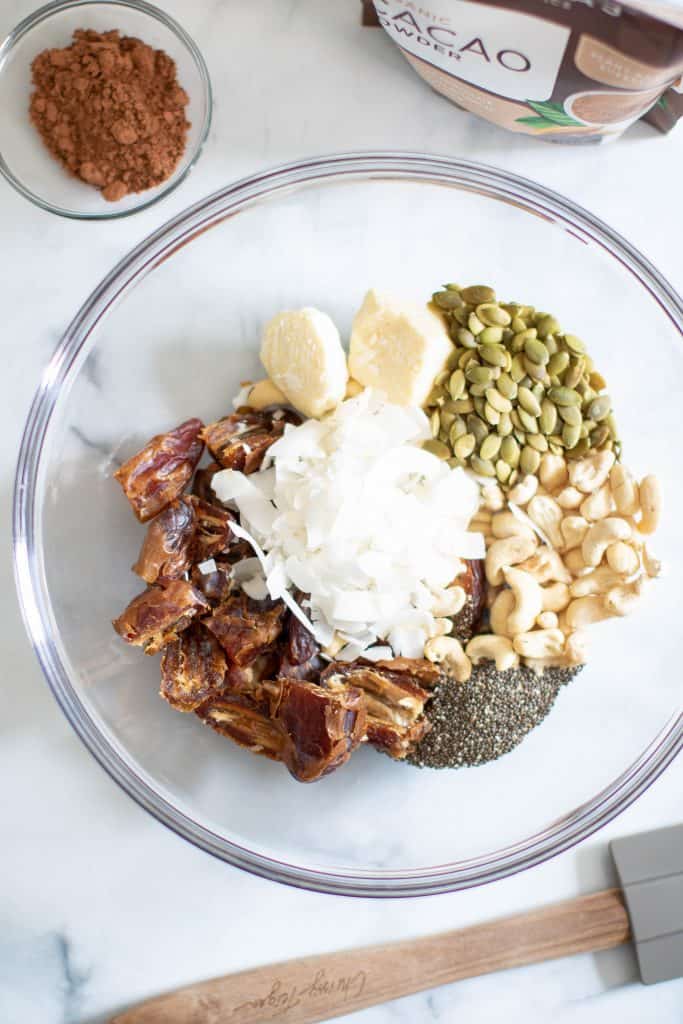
[111,824,683,1024]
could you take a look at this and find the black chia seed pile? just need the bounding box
[408,663,583,769]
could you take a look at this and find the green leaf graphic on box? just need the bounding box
[516,101,584,130]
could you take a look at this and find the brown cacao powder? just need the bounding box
[29,29,190,202]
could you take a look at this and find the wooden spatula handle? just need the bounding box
[111,888,630,1024]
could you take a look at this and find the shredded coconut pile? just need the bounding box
[212,390,484,659]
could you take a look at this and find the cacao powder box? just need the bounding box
[362,0,683,141]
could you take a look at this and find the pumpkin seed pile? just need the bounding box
[424,283,619,486]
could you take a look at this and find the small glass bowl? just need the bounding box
[0,0,212,219]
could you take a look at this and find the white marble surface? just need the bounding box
[1,1,681,1021]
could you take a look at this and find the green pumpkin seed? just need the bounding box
[426,385,444,406]
[480,434,502,461]
[500,436,520,467]
[588,395,611,421]
[511,316,526,333]
[536,315,560,339]
[440,409,457,432]
[468,382,489,398]
[452,307,469,326]
[451,398,474,414]
[527,432,549,453]
[461,285,495,305]
[564,333,586,355]
[465,364,493,385]
[589,370,607,390]
[563,359,585,389]
[524,359,550,383]
[495,459,512,484]
[591,424,611,447]
[518,408,539,434]
[423,439,451,459]
[449,417,467,444]
[566,437,589,459]
[544,335,558,356]
[606,412,619,438]
[524,338,550,365]
[470,454,496,477]
[562,422,581,449]
[447,369,466,400]
[510,353,526,382]
[539,399,558,435]
[497,412,513,437]
[520,446,541,475]
[558,404,582,427]
[485,388,512,414]
[468,313,485,336]
[459,350,478,370]
[453,433,476,459]
[496,373,517,400]
[517,386,542,417]
[433,290,463,311]
[484,402,501,426]
[548,386,581,407]
[457,328,477,349]
[514,429,527,447]
[467,414,488,444]
[430,409,441,437]
[473,397,486,418]
[479,343,507,366]
[478,325,504,347]
[434,369,450,387]
[476,303,511,327]
[548,441,564,455]
[548,351,570,376]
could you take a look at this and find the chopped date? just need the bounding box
[321,660,432,760]
[284,611,319,667]
[114,418,204,522]
[132,498,196,584]
[160,624,227,711]
[224,650,281,700]
[112,580,210,655]
[191,558,235,606]
[451,558,486,642]
[204,592,286,665]
[196,694,285,762]
[271,678,367,783]
[189,496,234,563]
[201,407,300,473]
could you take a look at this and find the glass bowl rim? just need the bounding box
[0,0,213,221]
[13,151,683,896]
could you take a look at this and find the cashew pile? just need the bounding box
[429,449,662,681]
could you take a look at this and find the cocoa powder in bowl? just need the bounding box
[29,29,190,202]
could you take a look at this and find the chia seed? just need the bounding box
[408,663,583,769]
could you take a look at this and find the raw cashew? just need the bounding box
[563,547,589,577]
[556,486,584,510]
[424,635,472,684]
[606,541,640,577]
[638,475,661,535]
[568,450,615,494]
[429,617,453,638]
[481,483,505,512]
[490,589,515,637]
[466,634,519,672]
[539,453,568,493]
[513,628,566,659]
[507,474,538,507]
[643,546,663,579]
[519,547,572,585]
[485,534,537,586]
[561,515,589,551]
[536,610,559,629]
[431,585,467,617]
[605,583,642,617]
[580,484,615,522]
[491,510,536,543]
[570,566,625,598]
[527,495,564,549]
[541,581,571,613]
[504,566,543,634]
[565,630,589,665]
[609,465,639,516]
[247,378,289,410]
[582,517,632,567]
[565,595,612,628]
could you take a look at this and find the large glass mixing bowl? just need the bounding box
[13,153,682,896]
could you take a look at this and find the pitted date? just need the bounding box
[451,558,486,641]
[112,580,210,655]
[160,624,227,711]
[114,418,204,522]
[189,496,234,563]
[132,498,196,584]
[196,694,285,762]
[201,407,300,474]
[204,593,286,665]
[271,678,366,783]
